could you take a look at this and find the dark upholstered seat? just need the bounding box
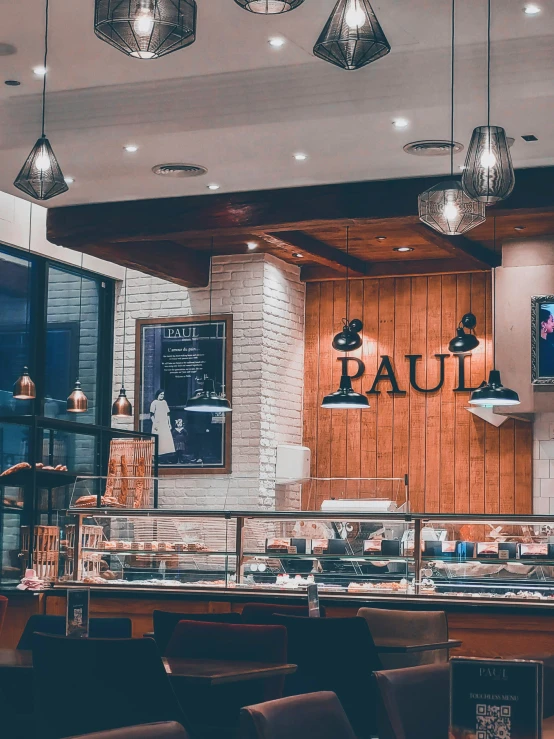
[18,614,132,649]
[240,602,325,625]
[68,723,188,739]
[153,609,241,654]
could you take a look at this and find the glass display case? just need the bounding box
[57,509,554,605]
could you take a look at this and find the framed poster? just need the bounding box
[136,315,232,475]
[532,296,554,385]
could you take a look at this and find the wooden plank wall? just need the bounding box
[303,273,533,513]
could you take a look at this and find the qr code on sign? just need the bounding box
[476,704,511,739]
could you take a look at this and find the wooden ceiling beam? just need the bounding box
[265,231,368,276]
[410,223,500,268]
[301,258,488,281]
[77,240,210,288]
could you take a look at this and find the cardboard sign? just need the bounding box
[450,657,543,739]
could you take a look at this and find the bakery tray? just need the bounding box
[0,468,77,489]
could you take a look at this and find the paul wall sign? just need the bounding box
[338,354,481,395]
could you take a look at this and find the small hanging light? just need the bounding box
[185,238,232,414]
[14,0,68,201]
[112,269,133,419]
[94,0,197,59]
[469,217,519,408]
[13,207,36,401]
[67,254,88,414]
[234,0,305,13]
[313,0,390,71]
[448,313,480,354]
[461,0,515,204]
[419,0,485,236]
[322,226,370,410]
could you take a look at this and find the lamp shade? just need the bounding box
[14,137,69,201]
[13,367,36,400]
[321,374,370,409]
[469,370,520,407]
[67,381,88,413]
[448,327,480,354]
[462,125,515,205]
[313,0,390,71]
[95,0,197,59]
[233,0,305,12]
[185,378,232,413]
[419,180,486,236]
[112,387,133,418]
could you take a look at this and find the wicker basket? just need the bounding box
[105,438,155,508]
[21,525,60,581]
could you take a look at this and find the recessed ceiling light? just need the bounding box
[64,176,75,185]
[33,66,47,76]
[269,37,286,48]
[393,118,409,129]
[376,236,387,242]
[124,144,138,153]
[293,153,308,161]
[394,247,414,252]
[524,4,541,15]
[207,183,220,191]
[514,226,526,231]
[247,242,258,250]
[292,253,304,258]
[4,80,21,87]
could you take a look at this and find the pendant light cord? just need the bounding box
[77,252,83,378]
[209,236,213,325]
[487,0,491,128]
[26,205,33,343]
[492,216,496,369]
[450,0,455,177]
[41,0,49,138]
[345,225,350,325]
[121,268,127,386]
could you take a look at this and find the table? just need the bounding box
[0,649,296,687]
[374,638,462,654]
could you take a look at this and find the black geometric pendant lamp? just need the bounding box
[322,226,369,410]
[469,219,519,408]
[419,0,485,236]
[313,0,390,71]
[461,0,515,205]
[14,0,68,201]
[95,0,197,59]
[234,0,305,13]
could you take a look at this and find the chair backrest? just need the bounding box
[68,722,188,739]
[18,614,132,649]
[374,663,450,739]
[153,610,241,654]
[272,615,381,738]
[165,620,287,664]
[241,603,326,625]
[357,607,448,668]
[240,691,357,739]
[0,595,7,637]
[33,634,189,739]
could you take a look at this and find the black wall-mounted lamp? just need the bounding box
[448,313,479,354]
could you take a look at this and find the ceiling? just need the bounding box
[1,0,554,207]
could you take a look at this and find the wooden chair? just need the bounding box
[153,610,241,654]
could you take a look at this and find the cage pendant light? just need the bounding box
[13,207,37,401]
[469,219,519,408]
[322,226,370,410]
[67,254,89,414]
[185,239,232,414]
[313,0,390,71]
[95,0,197,59]
[14,0,68,201]
[419,0,486,236]
[112,269,133,419]
[461,0,515,204]
[234,0,305,13]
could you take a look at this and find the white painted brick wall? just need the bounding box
[112,254,305,511]
[533,412,554,514]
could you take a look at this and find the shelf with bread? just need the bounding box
[0,462,76,490]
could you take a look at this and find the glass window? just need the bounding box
[45,265,101,424]
[0,250,32,416]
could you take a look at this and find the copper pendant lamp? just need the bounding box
[112,269,133,419]
[67,254,89,414]
[13,207,37,401]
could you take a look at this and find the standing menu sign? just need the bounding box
[450,657,543,739]
[136,315,232,474]
[66,589,90,638]
[307,584,321,618]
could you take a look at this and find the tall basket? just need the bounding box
[21,525,60,581]
[105,438,155,508]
